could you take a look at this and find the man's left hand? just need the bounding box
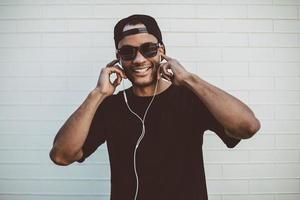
[158,54,191,86]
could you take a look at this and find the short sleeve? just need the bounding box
[77,98,109,163]
[187,88,240,148]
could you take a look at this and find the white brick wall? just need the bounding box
[0,1,299,200]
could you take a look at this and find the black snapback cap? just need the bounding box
[114,14,164,49]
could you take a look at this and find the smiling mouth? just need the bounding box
[132,66,152,73]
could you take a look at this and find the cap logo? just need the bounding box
[120,27,148,40]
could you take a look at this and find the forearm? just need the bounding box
[183,73,260,139]
[50,88,108,165]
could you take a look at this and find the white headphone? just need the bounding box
[122,55,161,200]
[123,79,159,200]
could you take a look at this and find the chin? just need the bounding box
[130,76,158,88]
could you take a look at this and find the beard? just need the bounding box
[123,60,160,88]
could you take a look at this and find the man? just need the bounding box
[50,14,260,200]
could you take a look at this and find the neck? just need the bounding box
[132,79,172,97]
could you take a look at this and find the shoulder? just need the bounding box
[170,85,208,113]
[170,84,199,101]
[96,90,125,113]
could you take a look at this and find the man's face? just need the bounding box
[117,25,164,88]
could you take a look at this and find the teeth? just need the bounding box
[133,66,150,73]
[135,68,148,73]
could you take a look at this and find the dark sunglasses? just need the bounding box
[117,42,160,61]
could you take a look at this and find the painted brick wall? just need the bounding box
[0,0,299,200]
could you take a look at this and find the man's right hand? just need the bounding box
[95,59,127,96]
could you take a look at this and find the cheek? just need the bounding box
[121,61,133,70]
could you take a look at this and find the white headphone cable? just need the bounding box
[123,78,159,200]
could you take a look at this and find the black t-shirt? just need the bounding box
[78,84,240,200]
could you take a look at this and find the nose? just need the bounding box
[132,50,147,64]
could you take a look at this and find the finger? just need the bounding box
[159,62,168,72]
[160,63,173,77]
[161,54,172,61]
[106,59,119,68]
[111,65,127,79]
[112,74,122,87]
[163,66,173,77]
[108,66,127,79]
[161,73,172,82]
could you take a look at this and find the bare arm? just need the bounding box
[159,54,260,139]
[49,89,107,166]
[182,74,260,139]
[49,60,126,166]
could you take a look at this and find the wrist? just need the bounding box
[90,87,110,100]
[181,72,198,88]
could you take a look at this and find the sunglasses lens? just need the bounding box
[141,43,158,58]
[119,46,136,61]
[118,42,159,61]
